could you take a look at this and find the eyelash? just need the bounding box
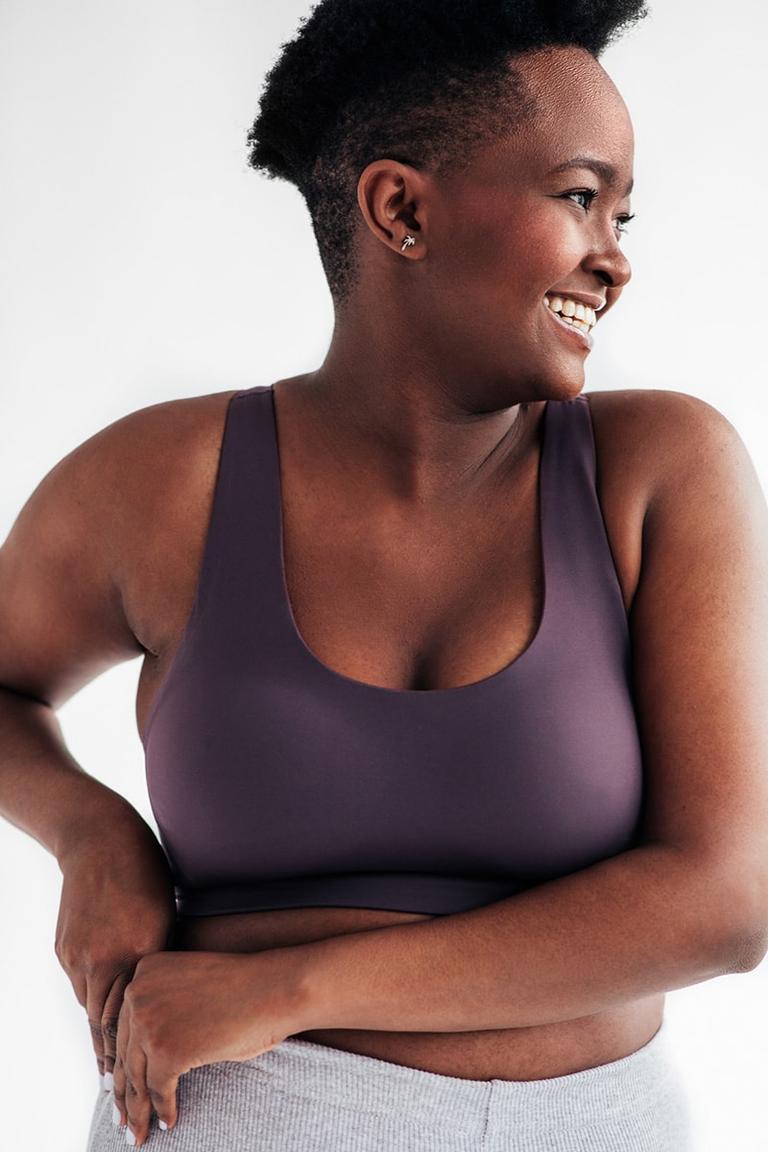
[563,187,636,235]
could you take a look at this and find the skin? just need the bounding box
[4,42,768,1146]
[299,43,633,495]
[139,42,664,1084]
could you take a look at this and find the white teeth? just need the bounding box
[544,295,596,329]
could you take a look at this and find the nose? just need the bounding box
[585,235,632,294]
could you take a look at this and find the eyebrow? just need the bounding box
[548,156,634,197]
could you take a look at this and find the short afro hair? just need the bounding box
[246,0,649,306]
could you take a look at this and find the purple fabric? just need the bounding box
[142,386,644,919]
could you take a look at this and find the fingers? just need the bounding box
[86,1012,106,1081]
[114,1005,152,1145]
[101,969,131,1077]
[112,994,132,1129]
[85,974,110,1080]
[113,1055,180,1145]
[146,1066,180,1135]
[124,1047,151,1147]
[114,985,183,1147]
[112,996,181,1145]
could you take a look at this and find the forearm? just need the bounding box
[293,845,750,1034]
[0,685,149,868]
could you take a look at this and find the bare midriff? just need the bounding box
[174,906,665,1081]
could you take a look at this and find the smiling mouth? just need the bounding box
[543,299,593,350]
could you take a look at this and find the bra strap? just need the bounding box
[541,396,629,637]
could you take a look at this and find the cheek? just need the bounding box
[426,205,582,333]
[513,210,584,282]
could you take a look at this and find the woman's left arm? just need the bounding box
[292,391,768,1034]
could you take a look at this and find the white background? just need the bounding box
[1,2,767,1149]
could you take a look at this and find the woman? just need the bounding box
[1,0,767,1149]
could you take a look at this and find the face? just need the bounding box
[359,45,635,408]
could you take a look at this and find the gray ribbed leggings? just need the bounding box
[85,1017,693,1151]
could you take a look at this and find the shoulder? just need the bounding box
[582,387,750,514]
[0,388,240,701]
[582,384,735,442]
[48,386,241,603]
[7,387,239,550]
[64,388,241,528]
[78,388,244,654]
[83,387,240,480]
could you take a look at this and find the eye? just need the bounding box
[562,188,636,236]
[564,187,599,210]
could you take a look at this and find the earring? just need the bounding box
[400,234,416,252]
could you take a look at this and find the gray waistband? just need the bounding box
[87,1016,695,1151]
[240,1018,676,1138]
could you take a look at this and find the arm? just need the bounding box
[0,404,186,1078]
[293,842,754,1034]
[0,390,225,856]
[289,391,768,1034]
[0,415,151,859]
[0,685,153,864]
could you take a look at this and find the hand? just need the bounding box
[54,817,177,1083]
[111,947,309,1146]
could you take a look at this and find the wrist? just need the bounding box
[279,934,347,1034]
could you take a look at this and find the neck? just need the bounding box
[281,364,541,507]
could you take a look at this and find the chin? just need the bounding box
[547,377,586,402]
[511,368,585,406]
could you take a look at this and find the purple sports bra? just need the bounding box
[141,384,644,919]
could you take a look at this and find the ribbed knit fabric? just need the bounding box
[85,1018,694,1150]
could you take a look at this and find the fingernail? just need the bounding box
[112,1103,121,1127]
[159,1119,168,1130]
[103,1071,114,1091]
[125,1128,136,1146]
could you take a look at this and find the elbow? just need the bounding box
[693,855,768,974]
[715,874,768,974]
[726,925,768,973]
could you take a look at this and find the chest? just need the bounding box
[131,390,646,734]
[278,447,546,692]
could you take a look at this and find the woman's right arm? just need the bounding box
[0,405,180,1082]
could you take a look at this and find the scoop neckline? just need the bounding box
[267,383,551,697]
